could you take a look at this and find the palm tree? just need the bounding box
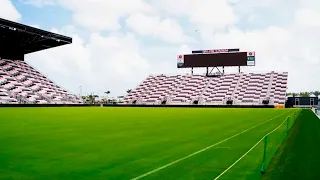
[305,92,311,97]
[81,96,87,103]
[104,91,110,103]
[126,89,132,94]
[299,92,310,97]
[87,94,94,104]
[104,91,110,97]
[312,91,320,98]
[87,94,99,104]
[93,95,99,104]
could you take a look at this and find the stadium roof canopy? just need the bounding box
[0,18,72,60]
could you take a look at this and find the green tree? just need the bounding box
[104,91,110,97]
[100,97,108,104]
[87,94,93,104]
[312,91,320,98]
[299,92,310,97]
[87,94,99,104]
[94,95,99,104]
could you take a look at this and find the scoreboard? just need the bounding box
[177,51,255,68]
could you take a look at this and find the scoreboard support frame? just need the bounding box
[189,65,242,76]
[204,67,224,77]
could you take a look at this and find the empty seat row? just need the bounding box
[0,59,82,104]
[125,71,288,106]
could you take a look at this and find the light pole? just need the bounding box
[79,86,82,97]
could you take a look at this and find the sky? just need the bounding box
[0,0,319,97]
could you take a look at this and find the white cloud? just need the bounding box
[26,26,154,97]
[125,13,192,43]
[231,0,289,9]
[295,9,320,27]
[199,21,320,92]
[297,0,320,11]
[21,0,56,7]
[188,0,236,27]
[29,24,41,28]
[56,0,154,32]
[150,0,237,29]
[27,0,237,31]
[0,0,21,21]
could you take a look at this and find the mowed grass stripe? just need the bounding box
[131,110,294,180]
[0,108,291,180]
[130,110,293,180]
[213,114,292,180]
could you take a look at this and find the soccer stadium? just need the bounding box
[0,15,320,180]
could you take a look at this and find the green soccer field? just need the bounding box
[0,107,297,180]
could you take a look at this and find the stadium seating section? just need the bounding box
[125,72,288,106]
[0,59,82,104]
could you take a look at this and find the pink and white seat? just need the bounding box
[126,71,288,106]
[0,59,82,104]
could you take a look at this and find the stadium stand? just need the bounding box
[0,18,82,104]
[125,71,288,106]
[0,59,82,104]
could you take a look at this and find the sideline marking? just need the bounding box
[213,114,292,180]
[311,108,320,119]
[130,111,292,180]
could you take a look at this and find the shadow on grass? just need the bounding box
[261,109,320,180]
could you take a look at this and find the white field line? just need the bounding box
[130,111,292,180]
[213,111,295,180]
[311,108,320,119]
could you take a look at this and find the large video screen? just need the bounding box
[177,52,255,68]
